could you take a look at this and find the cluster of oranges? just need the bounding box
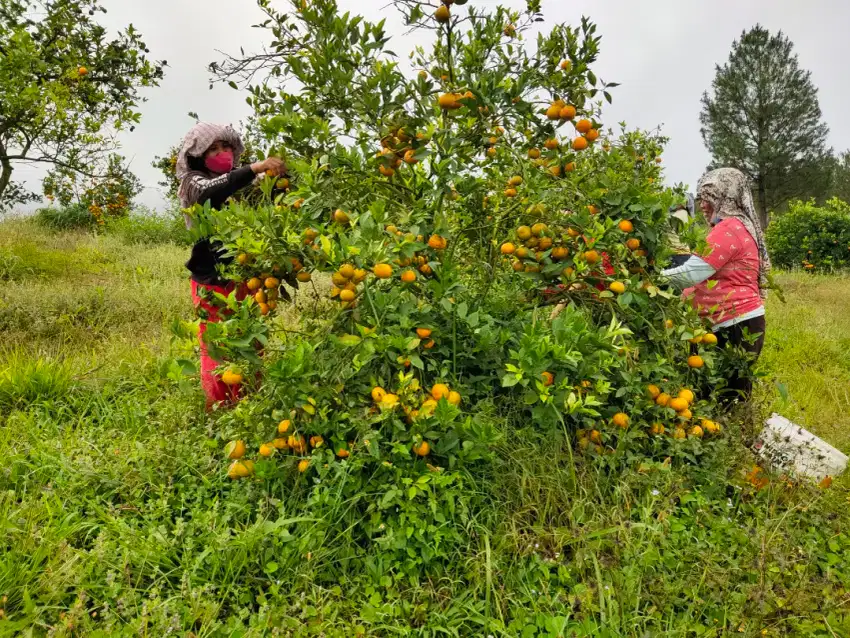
[375,127,429,178]
[225,414,347,479]
[544,99,600,150]
[647,384,721,439]
[246,274,283,316]
[500,222,584,276]
[330,263,370,306]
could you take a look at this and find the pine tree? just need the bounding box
[700,25,833,226]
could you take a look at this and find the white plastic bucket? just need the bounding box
[752,413,848,481]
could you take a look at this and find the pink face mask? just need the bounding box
[204,150,234,174]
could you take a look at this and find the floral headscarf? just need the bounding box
[697,168,771,298]
[176,122,245,208]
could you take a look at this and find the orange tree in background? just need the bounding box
[190,0,737,586]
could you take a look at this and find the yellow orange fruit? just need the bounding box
[669,397,689,413]
[310,435,324,448]
[504,188,518,198]
[528,148,541,159]
[246,277,262,291]
[572,137,588,151]
[273,438,289,450]
[541,371,554,386]
[626,238,641,251]
[373,263,393,279]
[501,242,516,255]
[333,209,350,224]
[371,386,387,402]
[650,423,666,436]
[431,383,451,400]
[337,448,351,458]
[546,102,563,120]
[702,333,718,346]
[612,412,630,429]
[589,429,602,444]
[380,393,399,408]
[416,328,432,339]
[678,389,695,404]
[413,441,431,456]
[259,443,274,458]
[447,390,461,406]
[647,384,661,399]
[278,419,292,434]
[560,104,577,120]
[689,425,704,439]
[656,392,672,407]
[688,356,705,369]
[584,250,600,264]
[560,59,571,71]
[544,138,559,150]
[228,460,253,479]
[401,269,417,283]
[508,175,523,187]
[225,440,246,460]
[296,271,312,282]
[264,277,280,289]
[664,319,674,329]
[564,162,576,172]
[673,428,687,440]
[585,128,600,142]
[516,225,532,240]
[609,281,626,294]
[618,220,634,233]
[435,4,450,23]
[78,66,88,76]
[575,119,593,134]
[339,289,356,302]
[428,234,447,250]
[298,459,311,473]
[678,408,693,421]
[221,370,243,386]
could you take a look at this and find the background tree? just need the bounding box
[0,0,165,210]
[700,25,833,226]
[829,151,850,204]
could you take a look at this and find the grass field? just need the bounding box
[1,219,848,637]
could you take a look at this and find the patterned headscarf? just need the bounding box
[176,122,245,208]
[697,168,771,298]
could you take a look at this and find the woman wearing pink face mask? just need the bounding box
[176,122,285,409]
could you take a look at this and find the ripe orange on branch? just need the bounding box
[576,119,593,134]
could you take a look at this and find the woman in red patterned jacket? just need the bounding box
[176,122,285,409]
[661,168,771,401]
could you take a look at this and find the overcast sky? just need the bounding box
[15,0,850,209]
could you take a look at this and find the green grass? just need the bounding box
[759,272,850,451]
[0,220,848,637]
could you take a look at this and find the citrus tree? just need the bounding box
[189,0,736,586]
[0,0,164,210]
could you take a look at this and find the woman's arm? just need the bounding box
[661,255,716,289]
[184,157,287,209]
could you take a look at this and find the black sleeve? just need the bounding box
[184,165,256,209]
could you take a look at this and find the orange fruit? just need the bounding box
[310,436,324,448]
[587,205,600,215]
[546,102,563,120]
[416,328,432,339]
[609,281,626,295]
[664,319,674,329]
[435,4,450,23]
[237,253,252,266]
[634,249,648,257]
[515,246,530,259]
[549,165,562,177]
[501,242,516,255]
[371,386,386,402]
[278,419,292,434]
[78,66,88,76]
[298,459,311,473]
[650,423,666,436]
[612,413,629,429]
[338,264,355,279]
[221,370,243,386]
[678,408,693,421]
[227,460,253,479]
[504,188,518,198]
[512,260,524,272]
[404,149,418,165]
[487,147,497,158]
[337,448,350,458]
[225,440,246,460]
[647,384,661,399]
[655,157,663,164]
[516,225,532,240]
[669,397,689,413]
[544,138,559,150]
[424,339,436,349]
[258,302,270,315]
[339,289,356,302]
[678,389,695,404]
[656,392,672,407]
[267,300,278,310]
[564,162,576,172]
[428,235,447,250]
[541,371,554,386]
[689,425,704,439]
[551,246,569,261]
[508,175,523,187]
[626,238,641,251]
[559,104,577,120]
[296,271,312,282]
[538,237,553,250]
[259,443,274,458]
[380,393,399,408]
[688,356,705,369]
[273,438,289,450]
[448,390,461,406]
[572,136,589,151]
[567,227,581,238]
[585,128,600,142]
[373,263,393,279]
[531,222,548,237]
[589,429,602,444]
[413,441,431,456]
[419,263,433,275]
[401,269,417,283]
[528,148,541,159]
[353,268,368,283]
[584,250,600,264]
[378,165,395,177]
[264,277,280,289]
[254,290,267,304]
[431,383,451,400]
[673,428,687,440]
[246,277,263,291]
[618,220,634,233]
[702,333,718,346]
[333,209,350,224]
[331,272,348,287]
[560,59,571,71]
[575,119,593,134]
[438,92,459,109]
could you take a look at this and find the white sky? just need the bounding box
[14,0,850,209]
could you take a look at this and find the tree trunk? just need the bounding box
[0,139,11,203]
[756,176,768,229]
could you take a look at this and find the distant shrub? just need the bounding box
[105,206,192,246]
[34,203,97,231]
[766,198,850,271]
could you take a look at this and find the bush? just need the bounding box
[105,206,192,246]
[767,198,850,270]
[34,203,97,231]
